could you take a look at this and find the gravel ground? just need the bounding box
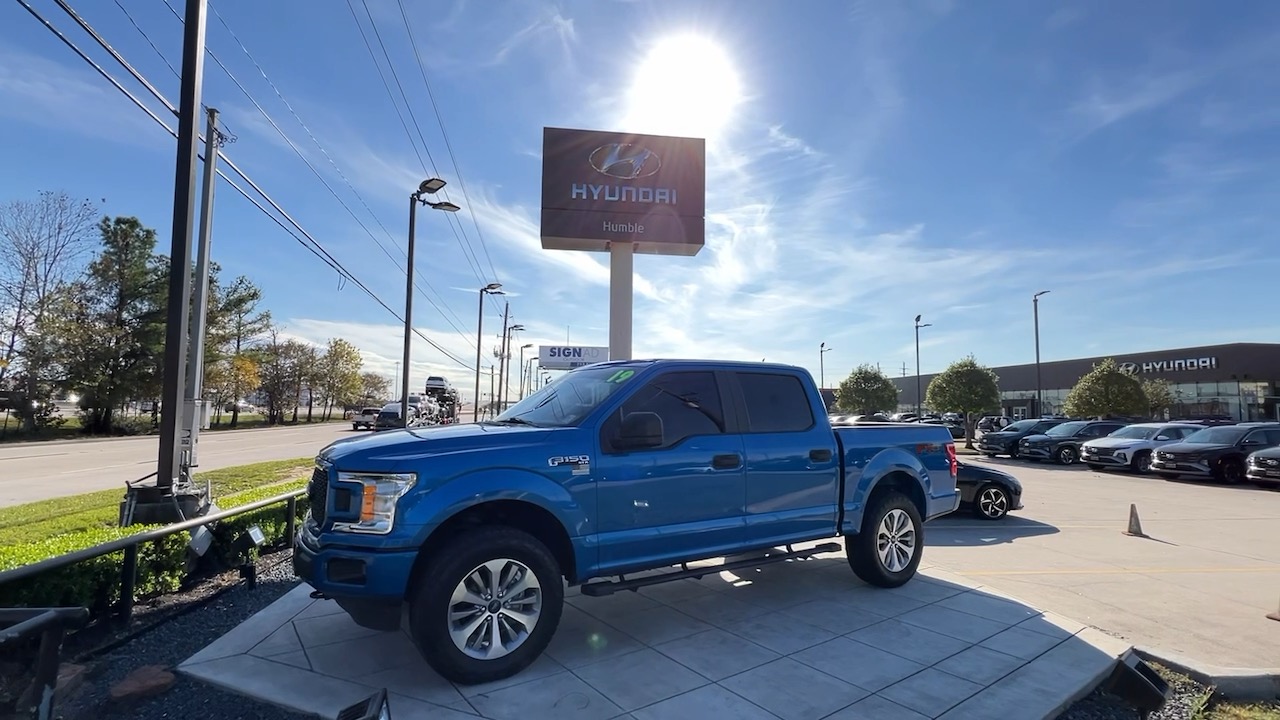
[1060,662,1221,720]
[51,552,315,720]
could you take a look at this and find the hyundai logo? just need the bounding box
[1118,362,1138,374]
[590,143,661,179]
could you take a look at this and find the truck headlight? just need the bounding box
[333,472,417,534]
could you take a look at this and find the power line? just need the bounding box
[393,0,501,287]
[28,0,475,370]
[350,0,490,291]
[160,0,475,345]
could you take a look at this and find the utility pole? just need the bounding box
[141,0,208,526]
[181,107,220,472]
[488,365,495,419]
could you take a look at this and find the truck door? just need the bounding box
[729,370,840,547]
[593,370,746,574]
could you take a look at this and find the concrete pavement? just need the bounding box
[927,457,1280,671]
[0,422,349,508]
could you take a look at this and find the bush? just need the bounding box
[110,415,155,436]
[0,484,308,617]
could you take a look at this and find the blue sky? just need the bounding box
[2,0,1278,400]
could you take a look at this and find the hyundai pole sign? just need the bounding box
[538,345,609,370]
[540,127,706,257]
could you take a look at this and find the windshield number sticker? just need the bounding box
[606,369,635,384]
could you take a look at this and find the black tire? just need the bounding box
[1130,451,1152,475]
[407,527,564,685]
[1008,446,1020,459]
[1056,446,1078,465]
[846,491,923,588]
[971,484,1010,521]
[352,423,360,431]
[1215,459,1245,485]
[1158,472,1180,481]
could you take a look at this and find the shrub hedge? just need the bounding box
[0,482,310,615]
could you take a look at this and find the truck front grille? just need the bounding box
[308,467,328,524]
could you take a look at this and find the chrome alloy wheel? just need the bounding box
[447,558,542,660]
[876,508,917,573]
[978,487,1008,518]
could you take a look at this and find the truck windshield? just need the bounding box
[494,365,643,427]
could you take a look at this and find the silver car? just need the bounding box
[1080,422,1202,474]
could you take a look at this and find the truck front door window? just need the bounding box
[614,372,725,449]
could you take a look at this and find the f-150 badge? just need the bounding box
[548,455,592,475]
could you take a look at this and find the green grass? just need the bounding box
[0,457,313,546]
[1149,663,1280,720]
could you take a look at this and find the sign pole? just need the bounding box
[609,241,633,361]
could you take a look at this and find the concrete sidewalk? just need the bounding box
[179,552,1130,720]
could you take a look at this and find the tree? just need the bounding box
[258,330,307,424]
[360,371,391,404]
[835,364,899,414]
[217,276,271,427]
[1063,358,1147,419]
[319,339,363,419]
[207,354,260,425]
[925,356,1001,449]
[1141,378,1176,420]
[0,191,98,430]
[37,217,166,433]
[294,343,321,423]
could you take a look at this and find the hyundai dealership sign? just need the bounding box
[540,127,706,257]
[538,345,608,370]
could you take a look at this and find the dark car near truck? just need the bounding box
[1018,420,1129,465]
[977,418,1070,458]
[1152,422,1280,484]
[956,461,1023,520]
[294,359,960,684]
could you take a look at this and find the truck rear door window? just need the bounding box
[736,373,814,433]
[617,372,725,448]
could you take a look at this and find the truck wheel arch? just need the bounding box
[409,500,579,592]
[863,470,926,523]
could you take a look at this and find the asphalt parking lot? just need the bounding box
[926,454,1280,670]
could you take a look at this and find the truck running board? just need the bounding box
[580,542,842,597]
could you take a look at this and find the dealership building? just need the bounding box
[889,343,1280,421]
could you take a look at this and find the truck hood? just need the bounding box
[318,421,565,470]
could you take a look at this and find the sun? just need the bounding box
[622,34,743,141]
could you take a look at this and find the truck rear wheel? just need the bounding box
[407,527,563,685]
[846,491,923,588]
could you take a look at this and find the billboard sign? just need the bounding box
[540,127,705,256]
[538,345,609,370]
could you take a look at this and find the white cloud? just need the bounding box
[486,10,576,67]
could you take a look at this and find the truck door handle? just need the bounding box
[809,448,833,462]
[712,453,742,470]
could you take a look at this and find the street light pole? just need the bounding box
[518,343,532,398]
[403,178,460,428]
[1033,290,1050,417]
[474,283,502,422]
[819,342,832,390]
[914,315,932,418]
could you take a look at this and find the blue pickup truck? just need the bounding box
[294,359,960,684]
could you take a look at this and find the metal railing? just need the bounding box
[0,487,305,622]
[0,487,305,719]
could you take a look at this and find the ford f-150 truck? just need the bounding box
[294,359,960,684]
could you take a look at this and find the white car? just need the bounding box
[424,375,452,391]
[1080,422,1203,474]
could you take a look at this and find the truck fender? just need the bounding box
[409,467,588,554]
[841,447,927,535]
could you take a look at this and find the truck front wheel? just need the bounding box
[407,527,564,685]
[846,491,923,588]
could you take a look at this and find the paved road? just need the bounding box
[927,455,1280,670]
[0,423,350,508]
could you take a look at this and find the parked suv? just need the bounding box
[977,418,1070,458]
[1246,445,1280,487]
[1152,422,1280,484]
[1018,420,1130,465]
[1081,422,1202,474]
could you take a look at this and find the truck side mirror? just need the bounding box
[616,412,663,450]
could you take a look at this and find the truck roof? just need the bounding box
[583,358,808,373]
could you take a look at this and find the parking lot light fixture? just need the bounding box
[914,315,932,418]
[474,284,504,422]
[404,178,455,429]
[819,342,832,392]
[1034,290,1051,417]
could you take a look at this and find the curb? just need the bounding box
[1133,646,1280,701]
